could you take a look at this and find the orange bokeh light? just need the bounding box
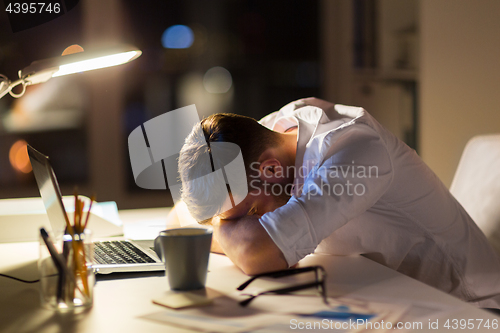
[61,44,84,56]
[9,140,32,174]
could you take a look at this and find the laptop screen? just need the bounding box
[27,145,69,239]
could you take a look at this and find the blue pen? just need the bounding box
[303,310,375,322]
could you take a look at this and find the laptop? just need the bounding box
[27,144,165,274]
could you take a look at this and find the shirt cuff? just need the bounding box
[259,196,318,266]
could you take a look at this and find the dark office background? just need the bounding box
[0,0,322,208]
[1,0,499,209]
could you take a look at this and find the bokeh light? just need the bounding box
[177,72,234,119]
[9,140,32,174]
[203,66,233,94]
[61,44,84,56]
[162,25,194,49]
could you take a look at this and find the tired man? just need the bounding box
[177,97,500,309]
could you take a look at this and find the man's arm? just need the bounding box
[211,215,287,275]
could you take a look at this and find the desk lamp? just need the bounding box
[0,44,142,99]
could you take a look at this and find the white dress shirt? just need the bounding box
[259,98,500,308]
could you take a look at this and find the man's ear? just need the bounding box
[259,158,284,182]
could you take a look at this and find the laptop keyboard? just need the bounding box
[93,241,156,265]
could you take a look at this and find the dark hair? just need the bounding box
[201,113,282,177]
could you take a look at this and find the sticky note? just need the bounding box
[153,292,214,309]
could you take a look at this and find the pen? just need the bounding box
[40,228,65,303]
[40,228,89,303]
[305,310,375,321]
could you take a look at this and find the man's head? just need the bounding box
[179,113,296,223]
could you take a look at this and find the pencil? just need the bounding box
[68,192,90,298]
[83,195,95,230]
[40,228,89,302]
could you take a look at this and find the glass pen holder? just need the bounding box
[39,229,94,311]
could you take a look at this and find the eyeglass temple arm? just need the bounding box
[237,266,323,291]
[239,281,322,307]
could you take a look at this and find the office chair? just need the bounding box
[450,134,500,255]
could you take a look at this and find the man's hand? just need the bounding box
[166,202,225,254]
[210,236,225,254]
[211,215,288,275]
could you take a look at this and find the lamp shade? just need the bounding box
[19,45,142,85]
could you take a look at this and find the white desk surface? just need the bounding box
[0,208,498,333]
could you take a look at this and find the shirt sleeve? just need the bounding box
[259,111,279,129]
[259,123,394,266]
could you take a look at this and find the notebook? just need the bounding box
[27,144,165,274]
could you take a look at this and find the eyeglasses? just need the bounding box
[237,265,328,307]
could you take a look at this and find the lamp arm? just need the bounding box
[0,75,28,99]
[8,78,27,98]
[0,74,11,99]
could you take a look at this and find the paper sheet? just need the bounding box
[142,296,294,333]
[141,294,408,333]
